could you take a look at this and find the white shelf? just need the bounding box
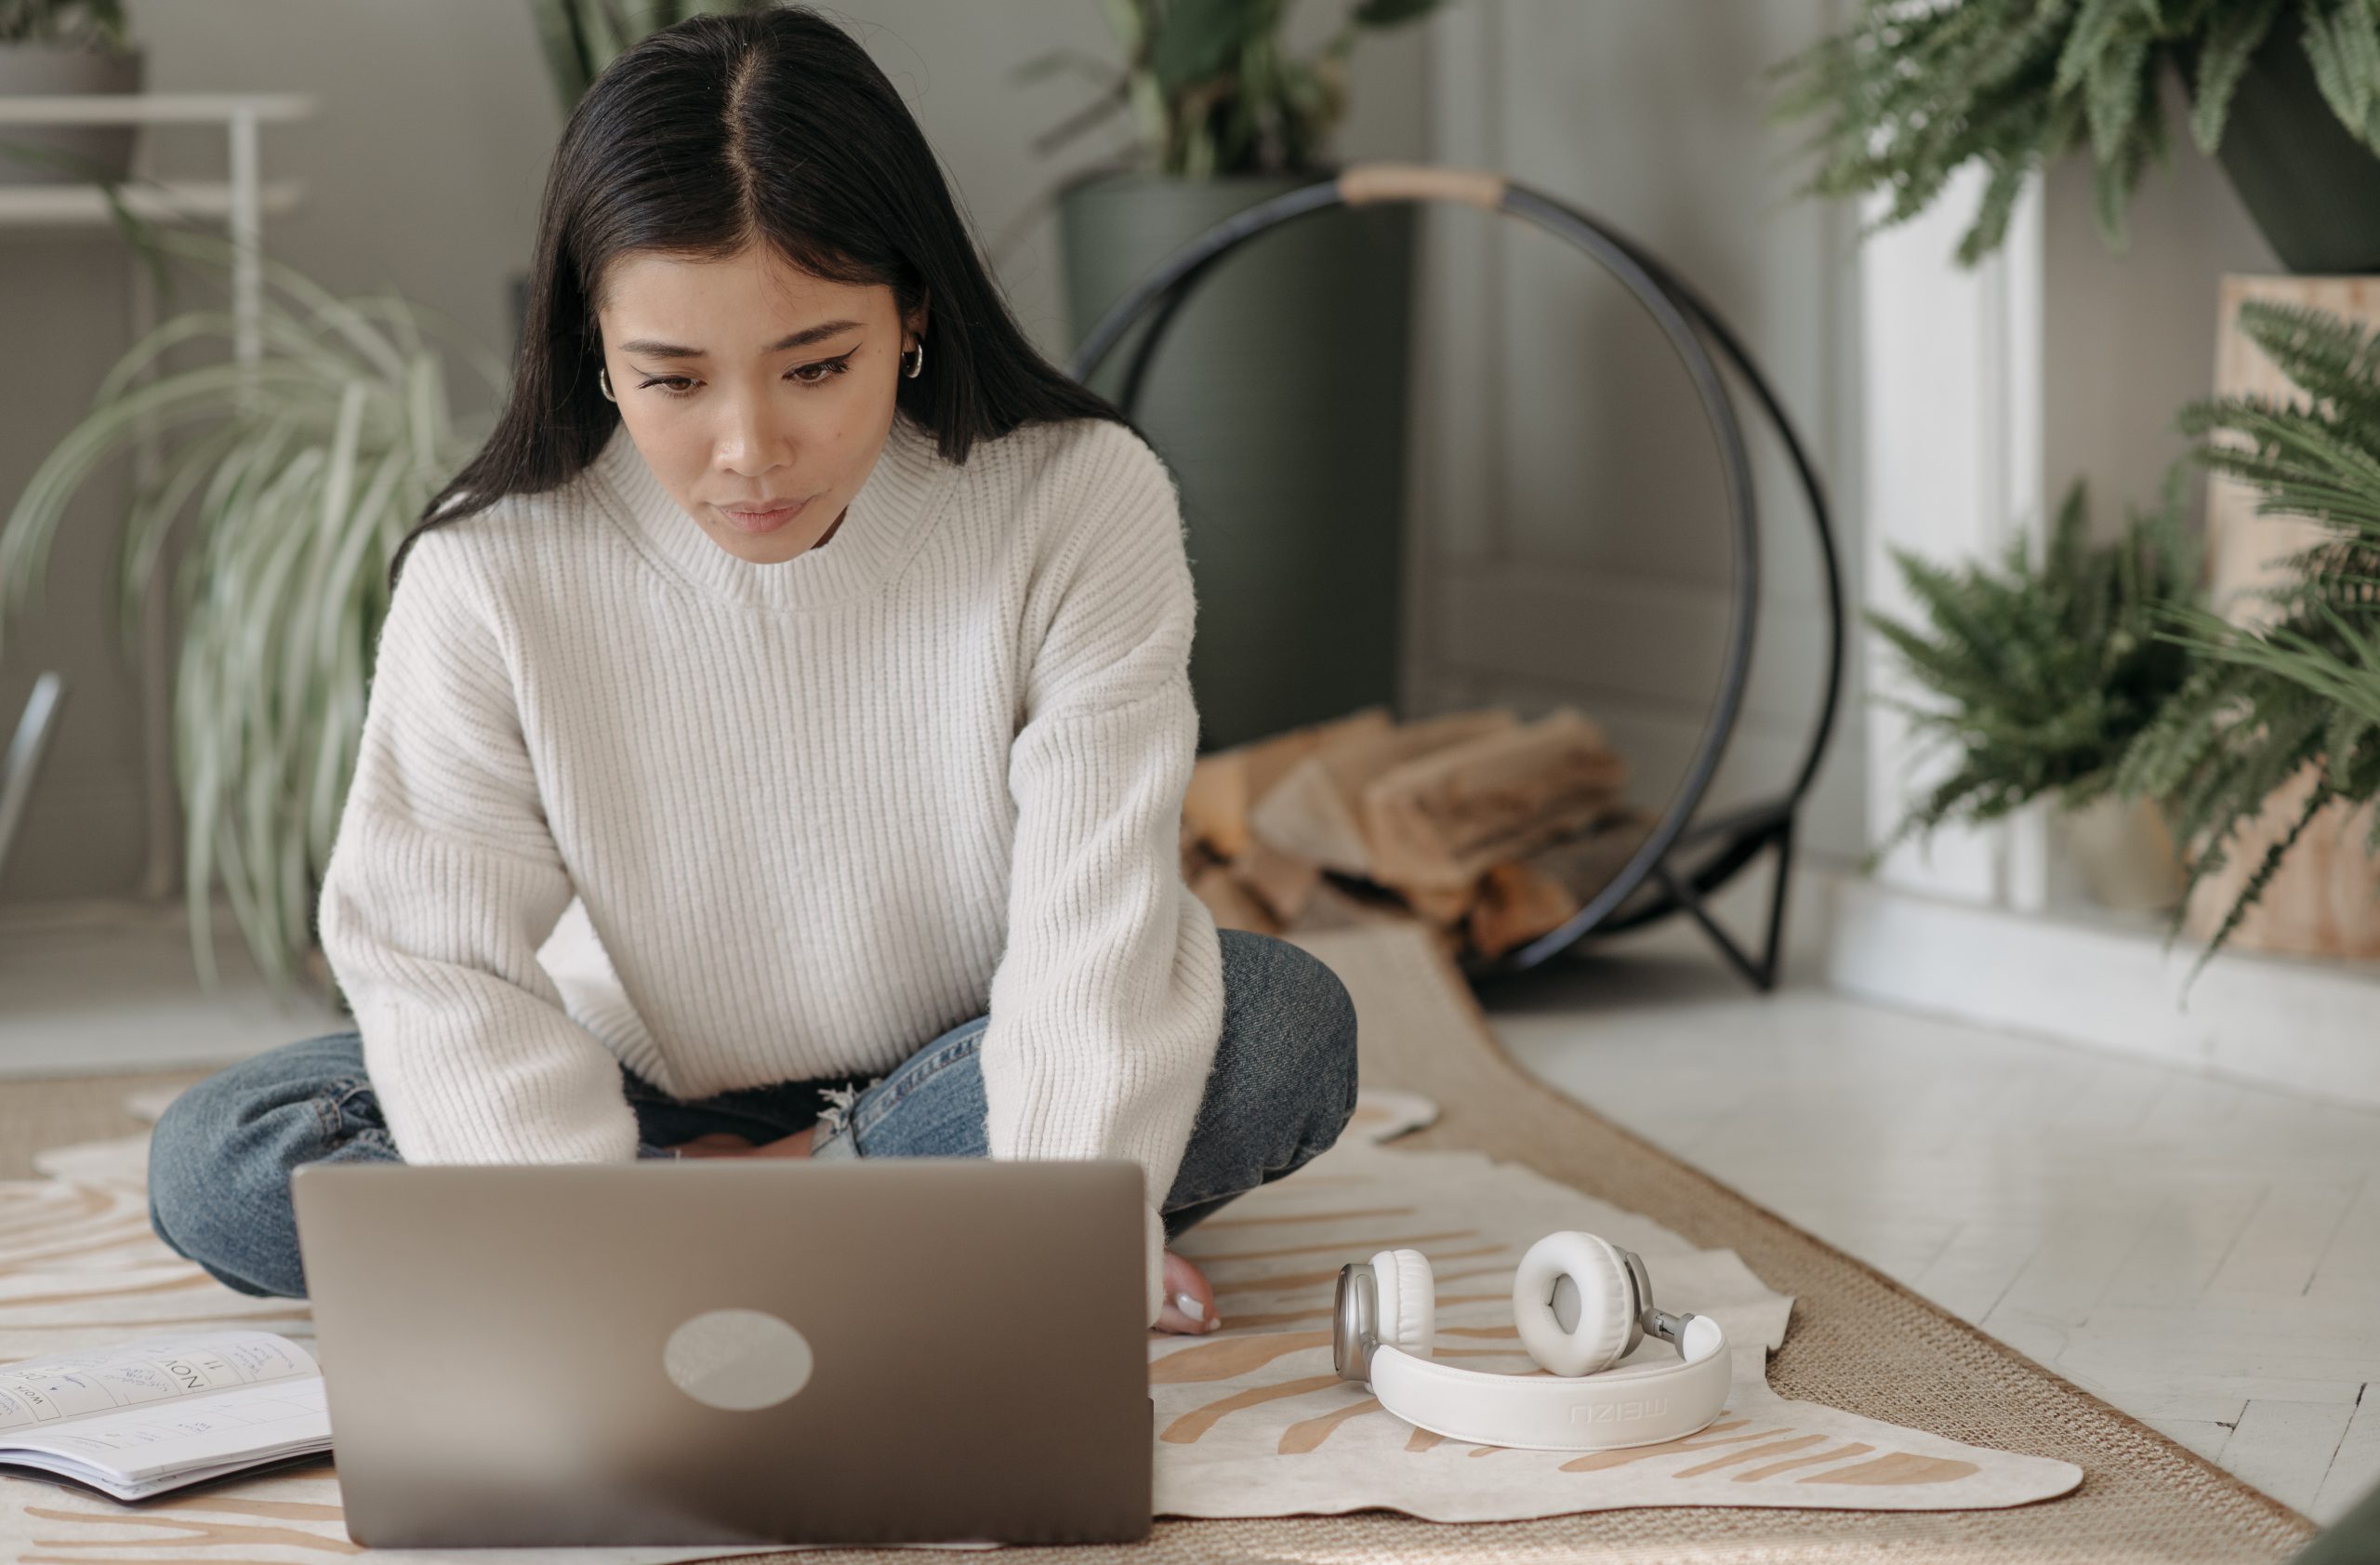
[0,92,315,126]
[0,91,315,227]
[0,178,304,228]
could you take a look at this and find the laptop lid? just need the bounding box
[290,1158,1152,1548]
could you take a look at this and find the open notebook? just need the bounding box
[0,1330,328,1502]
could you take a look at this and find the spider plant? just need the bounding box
[0,219,504,997]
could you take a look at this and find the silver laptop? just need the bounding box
[290,1157,1154,1548]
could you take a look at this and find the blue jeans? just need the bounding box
[147,928,1359,1300]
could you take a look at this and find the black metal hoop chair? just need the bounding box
[1065,164,1845,993]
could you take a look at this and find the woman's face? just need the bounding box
[594,242,925,564]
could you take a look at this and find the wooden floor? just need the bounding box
[5,896,2377,1524]
[1482,926,2380,1527]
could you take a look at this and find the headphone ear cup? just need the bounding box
[1368,1248,1436,1359]
[1513,1231,1633,1376]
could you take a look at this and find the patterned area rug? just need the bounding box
[0,922,2317,1562]
[1148,1088,2079,1518]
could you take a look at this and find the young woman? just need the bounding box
[144,6,1359,1337]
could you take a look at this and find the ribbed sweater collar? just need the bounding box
[587,409,957,612]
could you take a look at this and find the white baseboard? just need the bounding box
[1821,870,2380,1110]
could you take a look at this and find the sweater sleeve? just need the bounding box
[982,426,1229,1329]
[315,526,642,1165]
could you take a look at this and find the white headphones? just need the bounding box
[1332,1230,1730,1451]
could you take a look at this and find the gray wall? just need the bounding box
[2040,72,2280,545]
[1408,0,1868,864]
[0,1,1423,908]
[12,3,1889,907]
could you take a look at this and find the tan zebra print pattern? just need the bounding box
[0,1075,2076,1559]
[1146,1095,2082,1519]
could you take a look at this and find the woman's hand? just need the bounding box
[670,1126,816,1160]
[1156,1248,1221,1335]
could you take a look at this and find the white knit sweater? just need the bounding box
[316,409,1227,1325]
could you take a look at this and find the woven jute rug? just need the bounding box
[1265,924,2322,1565]
[0,922,2320,1562]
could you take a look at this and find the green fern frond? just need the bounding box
[2191,0,2288,151]
[2185,774,2333,988]
[1776,0,2380,263]
[2303,0,2380,151]
[1869,472,2202,850]
[2126,300,2380,967]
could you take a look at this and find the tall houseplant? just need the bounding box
[1769,0,2380,272]
[1023,0,1444,179]
[527,0,775,114]
[1867,474,2201,907]
[2116,298,2380,969]
[1025,0,1455,749]
[0,221,503,996]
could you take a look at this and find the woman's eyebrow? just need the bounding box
[617,319,866,358]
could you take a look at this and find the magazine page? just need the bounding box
[2,1376,331,1501]
[0,1331,317,1431]
[0,1334,326,1502]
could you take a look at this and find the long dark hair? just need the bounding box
[391,3,1130,590]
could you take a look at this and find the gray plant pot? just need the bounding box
[1058,166,1418,751]
[2206,24,2380,274]
[0,43,143,186]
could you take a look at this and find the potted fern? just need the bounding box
[1024,0,1455,749]
[1869,475,2202,909]
[2115,298,2380,969]
[1769,0,2380,272]
[0,220,503,997]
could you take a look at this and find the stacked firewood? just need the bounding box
[1177,703,1656,963]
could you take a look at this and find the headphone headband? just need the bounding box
[1368,1315,1728,1451]
[1333,1232,1731,1452]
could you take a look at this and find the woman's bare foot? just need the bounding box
[1155,1248,1221,1335]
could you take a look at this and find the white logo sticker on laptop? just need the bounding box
[663,1308,814,1410]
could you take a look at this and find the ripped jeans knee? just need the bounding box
[810,1074,881,1160]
